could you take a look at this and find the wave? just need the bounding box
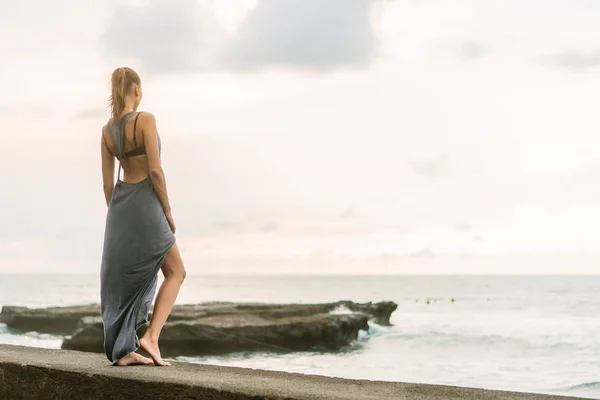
[392,331,523,342]
[0,326,62,349]
[328,305,355,315]
[568,381,600,391]
[21,331,64,340]
[389,331,580,352]
[365,322,390,337]
[327,307,392,338]
[0,322,63,341]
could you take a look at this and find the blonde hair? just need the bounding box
[108,67,141,123]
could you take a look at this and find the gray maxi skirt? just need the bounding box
[100,175,175,364]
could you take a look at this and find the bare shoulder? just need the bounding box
[139,111,157,126]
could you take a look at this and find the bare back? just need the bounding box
[102,111,160,184]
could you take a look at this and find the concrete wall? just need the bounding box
[0,345,585,400]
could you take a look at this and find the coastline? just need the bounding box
[0,344,588,400]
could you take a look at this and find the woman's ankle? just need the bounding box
[142,329,160,342]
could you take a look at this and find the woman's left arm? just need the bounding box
[100,127,115,206]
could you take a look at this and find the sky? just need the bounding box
[2,0,600,274]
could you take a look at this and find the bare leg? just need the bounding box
[140,242,186,366]
[116,352,153,366]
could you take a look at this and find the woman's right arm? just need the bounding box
[100,127,115,207]
[142,112,176,233]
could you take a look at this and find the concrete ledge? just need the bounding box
[0,345,586,400]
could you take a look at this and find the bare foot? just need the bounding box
[116,352,154,366]
[139,335,171,366]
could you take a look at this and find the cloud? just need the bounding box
[339,207,357,219]
[102,0,384,74]
[289,222,411,237]
[74,107,109,120]
[408,248,436,259]
[219,0,382,72]
[372,252,403,263]
[455,223,472,231]
[215,220,241,230]
[542,50,600,72]
[406,155,449,179]
[455,41,488,61]
[260,222,278,233]
[0,104,56,117]
[102,0,218,74]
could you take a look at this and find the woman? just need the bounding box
[100,67,186,366]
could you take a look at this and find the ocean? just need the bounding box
[0,274,599,399]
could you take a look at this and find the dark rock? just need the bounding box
[1,301,397,335]
[59,316,105,353]
[62,313,370,357]
[0,304,100,334]
[167,300,397,326]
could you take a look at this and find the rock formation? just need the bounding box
[1,301,397,335]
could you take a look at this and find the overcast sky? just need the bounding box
[2,0,600,275]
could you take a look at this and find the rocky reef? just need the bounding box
[1,300,397,357]
[62,312,370,357]
[1,301,396,334]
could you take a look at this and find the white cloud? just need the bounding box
[541,50,600,72]
[406,155,450,180]
[219,0,381,71]
[101,0,385,74]
[103,0,221,74]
